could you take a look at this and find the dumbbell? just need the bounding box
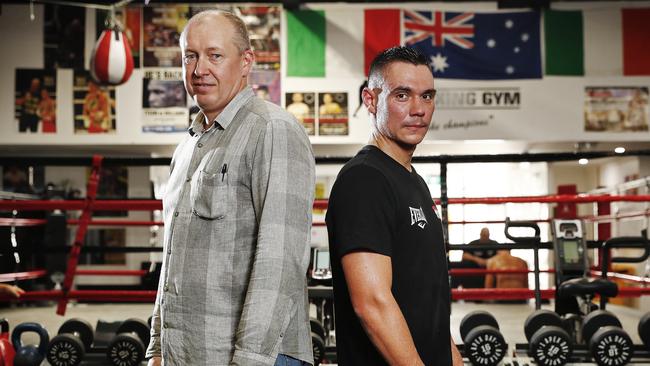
[459,310,507,366]
[0,319,15,366]
[639,312,650,350]
[582,310,633,366]
[47,318,94,366]
[309,318,326,366]
[523,309,573,366]
[11,322,49,366]
[106,318,150,366]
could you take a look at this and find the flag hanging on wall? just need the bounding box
[544,7,650,76]
[286,6,648,79]
[364,9,542,80]
[286,9,364,79]
[287,10,327,77]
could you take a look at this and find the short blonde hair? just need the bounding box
[180,9,251,53]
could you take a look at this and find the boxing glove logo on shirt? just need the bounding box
[409,206,428,229]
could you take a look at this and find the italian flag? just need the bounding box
[286,9,400,77]
[543,8,650,75]
[286,9,364,78]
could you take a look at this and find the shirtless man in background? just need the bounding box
[485,249,529,288]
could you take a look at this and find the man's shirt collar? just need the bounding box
[188,87,255,136]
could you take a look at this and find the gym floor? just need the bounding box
[1,300,645,365]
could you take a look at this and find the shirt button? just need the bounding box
[164,284,169,292]
[167,248,171,254]
[174,212,179,217]
[163,322,168,329]
[197,142,203,148]
[185,177,191,182]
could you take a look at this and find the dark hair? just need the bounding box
[367,46,432,87]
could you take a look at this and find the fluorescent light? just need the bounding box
[578,158,589,165]
[614,146,625,154]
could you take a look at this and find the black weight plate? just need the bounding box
[529,325,572,366]
[465,325,507,366]
[117,318,150,350]
[59,318,94,351]
[582,310,621,343]
[47,333,85,366]
[311,332,325,366]
[589,326,633,366]
[639,312,650,349]
[524,310,563,342]
[107,333,145,366]
[460,311,500,342]
[310,318,326,340]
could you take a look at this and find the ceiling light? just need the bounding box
[614,146,625,154]
[578,158,588,165]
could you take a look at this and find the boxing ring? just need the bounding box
[1,152,650,313]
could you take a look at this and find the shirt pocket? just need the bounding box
[190,168,229,221]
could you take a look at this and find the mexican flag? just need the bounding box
[537,8,649,76]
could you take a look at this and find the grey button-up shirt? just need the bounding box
[146,87,315,365]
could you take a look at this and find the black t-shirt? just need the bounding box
[325,145,451,366]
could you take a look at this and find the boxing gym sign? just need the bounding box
[435,87,521,110]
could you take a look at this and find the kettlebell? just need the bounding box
[11,322,49,366]
[0,319,15,366]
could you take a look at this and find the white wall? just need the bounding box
[2,3,650,149]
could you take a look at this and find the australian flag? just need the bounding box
[403,10,541,79]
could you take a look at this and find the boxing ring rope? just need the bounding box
[590,270,650,285]
[1,194,649,212]
[75,269,148,277]
[56,155,102,315]
[0,270,48,282]
[449,268,555,276]
[3,152,650,310]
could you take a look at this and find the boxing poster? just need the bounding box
[96,7,141,68]
[584,87,649,132]
[249,70,281,105]
[286,92,316,135]
[318,92,349,136]
[73,71,116,134]
[44,4,85,69]
[142,69,188,133]
[143,5,189,67]
[14,69,57,134]
[237,6,281,70]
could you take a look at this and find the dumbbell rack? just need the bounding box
[513,343,650,364]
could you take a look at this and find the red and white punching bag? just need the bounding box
[90,27,134,85]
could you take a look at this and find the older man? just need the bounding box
[146,10,315,366]
[326,47,462,366]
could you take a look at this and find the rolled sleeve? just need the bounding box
[145,290,163,359]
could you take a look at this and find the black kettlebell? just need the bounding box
[11,322,49,366]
